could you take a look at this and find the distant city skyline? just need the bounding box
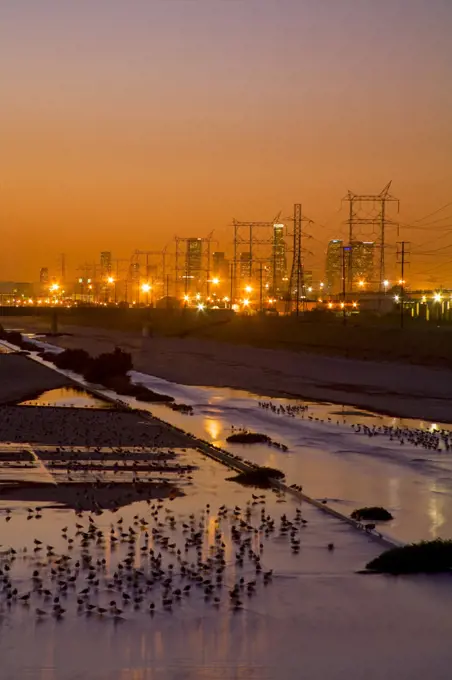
[0,1,451,285]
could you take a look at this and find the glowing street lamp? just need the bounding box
[434,292,442,303]
[242,298,250,307]
[394,294,400,302]
[212,277,219,286]
[141,282,151,306]
[245,285,253,294]
[358,280,365,288]
[197,303,205,311]
[195,293,201,301]
[106,276,116,303]
[50,283,59,293]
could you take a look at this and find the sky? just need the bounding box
[1,0,452,286]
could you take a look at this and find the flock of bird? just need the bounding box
[0,496,320,623]
[258,399,452,453]
[351,423,452,452]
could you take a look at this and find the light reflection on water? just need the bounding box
[123,372,452,544]
[19,387,112,410]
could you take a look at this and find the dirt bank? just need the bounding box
[6,319,452,422]
[0,353,70,404]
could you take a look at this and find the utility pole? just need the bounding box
[342,246,350,326]
[397,241,410,329]
[60,253,66,285]
[259,264,263,312]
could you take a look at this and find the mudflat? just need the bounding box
[0,353,70,404]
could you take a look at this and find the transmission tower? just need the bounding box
[343,181,399,292]
[288,204,304,315]
[232,214,281,302]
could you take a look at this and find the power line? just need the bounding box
[413,201,452,223]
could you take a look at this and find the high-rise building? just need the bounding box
[239,252,251,280]
[39,267,49,286]
[129,262,140,283]
[186,239,202,277]
[272,223,286,290]
[100,251,112,277]
[326,239,375,293]
[325,240,343,293]
[212,252,229,280]
[351,241,374,286]
[304,269,313,291]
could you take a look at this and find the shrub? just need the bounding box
[53,348,91,373]
[83,347,132,383]
[351,507,393,522]
[226,432,271,444]
[366,539,452,574]
[5,331,23,347]
[128,384,174,403]
[228,465,285,488]
[169,403,193,413]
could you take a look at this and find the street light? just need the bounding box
[212,277,219,286]
[245,285,253,294]
[141,282,151,306]
[434,292,442,303]
[107,276,116,303]
[358,280,365,288]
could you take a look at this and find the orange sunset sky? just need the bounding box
[1,0,452,286]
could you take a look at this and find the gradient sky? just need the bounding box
[1,0,452,285]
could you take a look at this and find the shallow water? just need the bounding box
[19,386,113,409]
[125,372,452,544]
[12,338,452,543]
[1,448,452,680]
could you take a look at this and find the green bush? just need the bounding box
[351,506,393,521]
[228,465,285,488]
[226,432,270,444]
[366,539,452,574]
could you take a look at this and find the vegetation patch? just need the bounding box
[228,465,285,488]
[52,348,91,373]
[351,506,393,522]
[366,539,452,574]
[226,431,271,444]
[169,403,194,413]
[83,347,133,384]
